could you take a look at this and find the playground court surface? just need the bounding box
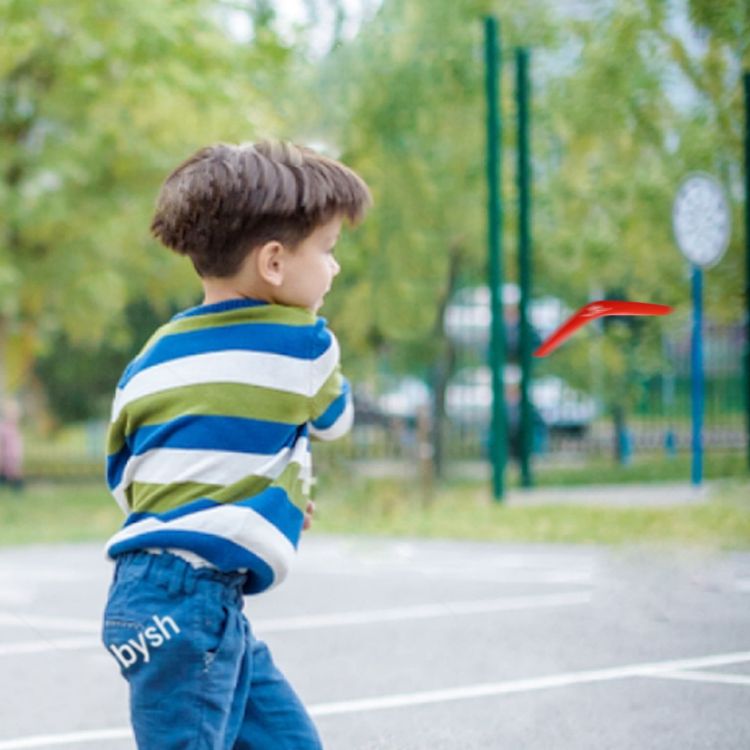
[0,533,748,749]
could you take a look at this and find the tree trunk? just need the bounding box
[430,242,463,479]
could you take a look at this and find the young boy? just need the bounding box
[101,141,371,749]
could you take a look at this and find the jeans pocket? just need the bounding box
[201,602,239,673]
[102,579,187,679]
[102,617,149,676]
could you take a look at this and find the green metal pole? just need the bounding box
[744,71,750,471]
[516,47,534,488]
[484,16,507,501]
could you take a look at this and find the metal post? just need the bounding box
[484,16,507,501]
[516,47,533,488]
[691,265,704,486]
[743,71,750,470]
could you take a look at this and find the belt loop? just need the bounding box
[183,564,196,595]
[166,556,184,596]
[147,552,165,588]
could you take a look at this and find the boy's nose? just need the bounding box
[331,257,341,275]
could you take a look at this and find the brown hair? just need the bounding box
[150,141,372,277]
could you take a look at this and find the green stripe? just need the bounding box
[310,368,343,421]
[107,383,310,454]
[127,481,221,513]
[272,462,305,507]
[137,304,316,357]
[124,462,306,515]
[207,474,274,505]
[210,462,304,509]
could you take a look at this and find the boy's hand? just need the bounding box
[302,500,315,531]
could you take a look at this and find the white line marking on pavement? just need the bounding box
[648,669,750,687]
[0,613,100,633]
[0,592,35,606]
[0,728,132,749]
[1,650,749,747]
[309,650,750,717]
[254,591,593,632]
[300,566,593,585]
[0,591,592,654]
[0,637,99,656]
[0,569,101,583]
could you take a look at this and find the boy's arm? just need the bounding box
[310,374,353,441]
[309,324,354,441]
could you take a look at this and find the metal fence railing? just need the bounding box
[22,312,748,486]
[325,315,748,483]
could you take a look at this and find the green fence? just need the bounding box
[23,308,747,487]
[324,293,747,486]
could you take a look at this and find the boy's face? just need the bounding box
[278,215,343,313]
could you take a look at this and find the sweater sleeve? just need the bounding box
[308,321,354,442]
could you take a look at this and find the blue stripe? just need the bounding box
[106,416,301,490]
[172,298,268,320]
[117,488,303,544]
[118,321,332,389]
[107,448,130,491]
[107,488,304,594]
[234,487,304,536]
[108,531,276,594]
[312,379,350,429]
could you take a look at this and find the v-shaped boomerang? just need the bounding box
[533,300,673,357]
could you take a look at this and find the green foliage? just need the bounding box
[34,297,175,423]
[289,0,560,380]
[3,0,748,435]
[285,0,747,399]
[1,0,290,394]
[528,0,747,417]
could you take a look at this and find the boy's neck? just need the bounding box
[201,277,270,306]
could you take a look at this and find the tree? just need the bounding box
[287,0,559,473]
[1,0,291,402]
[530,0,748,457]
[290,0,747,466]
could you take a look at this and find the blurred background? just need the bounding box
[1,0,748,511]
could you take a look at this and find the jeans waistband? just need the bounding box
[112,550,245,607]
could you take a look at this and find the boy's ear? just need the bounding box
[256,241,285,286]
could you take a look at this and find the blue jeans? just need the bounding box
[101,550,323,750]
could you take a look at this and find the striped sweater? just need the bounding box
[104,298,353,594]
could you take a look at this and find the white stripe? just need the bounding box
[3,651,749,747]
[309,396,354,442]
[111,488,129,514]
[111,344,338,422]
[650,669,750,687]
[104,503,296,588]
[115,444,297,493]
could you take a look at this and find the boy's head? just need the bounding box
[150,141,372,290]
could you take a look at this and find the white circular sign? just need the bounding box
[672,173,731,268]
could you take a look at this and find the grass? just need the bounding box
[1,475,749,551]
[0,482,121,546]
[312,476,750,550]
[529,452,747,486]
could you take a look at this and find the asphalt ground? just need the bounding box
[0,534,748,749]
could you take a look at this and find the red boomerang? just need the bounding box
[533,300,673,358]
